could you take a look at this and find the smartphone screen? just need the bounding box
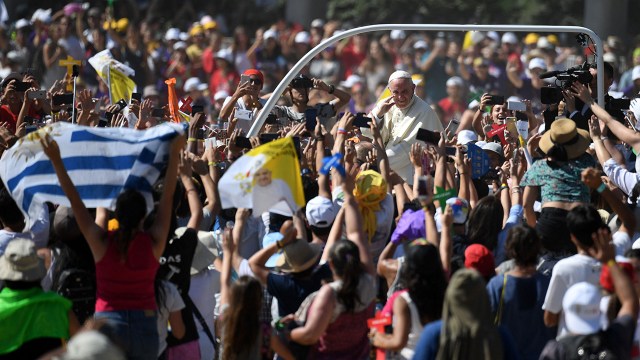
[52,93,74,106]
[151,108,165,117]
[13,81,30,92]
[417,176,429,199]
[487,95,505,106]
[259,133,279,144]
[191,105,204,115]
[234,136,252,149]
[240,74,250,86]
[416,128,441,145]
[131,92,142,102]
[353,113,371,128]
[304,108,318,132]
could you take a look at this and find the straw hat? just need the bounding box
[538,118,590,160]
[275,238,322,273]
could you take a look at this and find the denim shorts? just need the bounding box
[95,309,159,360]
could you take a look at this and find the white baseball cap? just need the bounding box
[340,74,363,88]
[306,196,339,228]
[165,28,180,41]
[294,31,310,44]
[528,57,547,71]
[501,32,518,45]
[457,130,478,145]
[214,90,229,102]
[183,77,208,92]
[563,282,602,335]
[446,76,464,88]
[390,30,406,40]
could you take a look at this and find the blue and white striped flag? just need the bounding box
[0,122,184,222]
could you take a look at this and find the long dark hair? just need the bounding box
[113,189,147,260]
[399,241,447,322]
[329,239,364,313]
[222,276,262,360]
[466,195,503,251]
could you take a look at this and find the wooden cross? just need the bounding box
[59,56,82,91]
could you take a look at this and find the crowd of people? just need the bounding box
[2,2,640,360]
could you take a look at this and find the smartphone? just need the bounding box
[505,117,518,135]
[52,93,74,106]
[191,105,204,115]
[131,92,142,102]
[416,128,441,145]
[98,118,108,127]
[259,133,279,144]
[115,99,127,112]
[506,100,526,112]
[105,112,114,121]
[25,125,37,134]
[13,81,30,92]
[304,108,318,132]
[151,108,165,117]
[28,90,46,100]
[445,118,460,140]
[353,113,371,128]
[234,136,252,149]
[417,175,429,201]
[240,74,250,86]
[445,147,457,156]
[72,64,79,78]
[486,95,505,106]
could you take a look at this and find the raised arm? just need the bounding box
[343,166,374,276]
[219,228,234,309]
[178,153,203,230]
[41,135,107,261]
[148,136,185,258]
[247,221,296,285]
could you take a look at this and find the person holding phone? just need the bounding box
[365,70,443,184]
[270,73,351,130]
[219,69,266,133]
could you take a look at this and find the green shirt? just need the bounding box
[0,287,72,354]
[520,154,596,203]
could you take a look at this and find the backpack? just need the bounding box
[557,331,618,360]
[55,269,96,324]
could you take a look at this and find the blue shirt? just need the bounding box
[412,320,521,360]
[486,273,554,360]
[267,263,333,317]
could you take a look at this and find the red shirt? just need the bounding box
[95,231,159,312]
[0,105,17,133]
[438,97,466,124]
[209,69,240,95]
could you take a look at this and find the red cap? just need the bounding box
[464,244,495,279]
[600,261,635,293]
[243,69,264,84]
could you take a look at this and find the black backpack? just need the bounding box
[557,331,618,360]
[55,269,96,324]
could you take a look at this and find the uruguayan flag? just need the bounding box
[0,122,184,222]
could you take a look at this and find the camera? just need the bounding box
[290,74,313,89]
[538,62,593,90]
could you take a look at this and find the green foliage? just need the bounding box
[326,0,584,26]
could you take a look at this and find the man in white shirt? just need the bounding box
[368,70,443,183]
[542,205,605,339]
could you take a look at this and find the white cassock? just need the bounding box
[368,95,443,183]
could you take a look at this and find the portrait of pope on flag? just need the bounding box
[219,137,305,216]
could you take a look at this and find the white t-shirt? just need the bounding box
[189,266,221,360]
[542,254,601,339]
[157,280,185,355]
[0,204,49,256]
[222,96,268,133]
[613,231,632,257]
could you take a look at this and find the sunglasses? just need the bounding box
[249,77,262,85]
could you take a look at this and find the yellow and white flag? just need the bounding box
[88,49,136,103]
[219,138,304,217]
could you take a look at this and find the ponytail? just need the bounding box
[329,239,364,313]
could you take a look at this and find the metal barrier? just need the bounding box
[247,24,603,136]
